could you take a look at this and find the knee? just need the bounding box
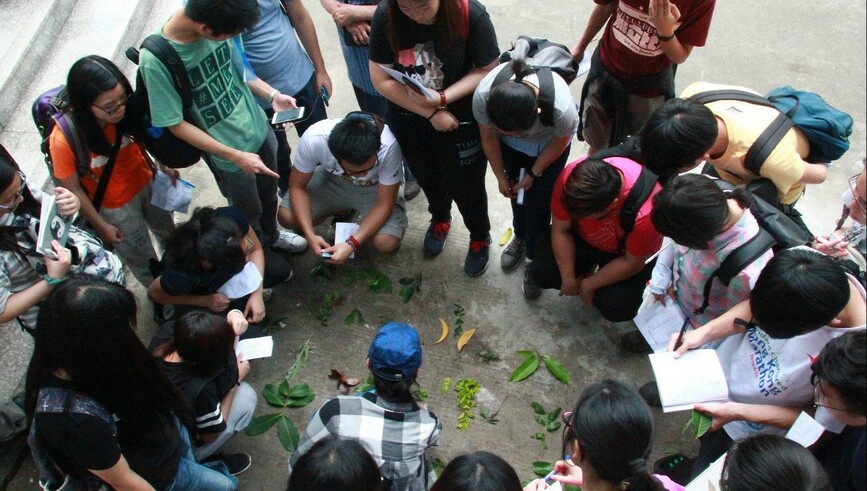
[371,234,402,253]
[234,382,258,424]
[277,207,296,229]
[593,289,640,322]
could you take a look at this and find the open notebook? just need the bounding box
[648,349,729,412]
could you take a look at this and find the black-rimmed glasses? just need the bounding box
[0,171,26,210]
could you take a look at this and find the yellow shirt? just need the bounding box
[682,82,810,205]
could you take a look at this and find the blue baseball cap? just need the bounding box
[368,322,422,381]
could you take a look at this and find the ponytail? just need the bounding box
[486,58,538,132]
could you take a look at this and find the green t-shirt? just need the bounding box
[140,30,269,172]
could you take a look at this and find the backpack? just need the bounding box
[492,36,579,126]
[125,35,202,169]
[688,86,853,172]
[28,387,115,491]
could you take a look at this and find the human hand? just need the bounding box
[53,187,80,216]
[98,223,124,245]
[578,280,595,307]
[550,459,584,486]
[316,72,333,105]
[323,242,354,265]
[668,327,705,357]
[44,240,72,279]
[694,402,741,432]
[652,288,675,306]
[331,2,356,26]
[227,309,249,337]
[308,235,332,257]
[205,293,231,313]
[812,234,849,258]
[346,22,371,44]
[160,165,180,186]
[513,172,534,194]
[560,276,581,296]
[245,293,266,323]
[649,0,680,38]
[237,354,251,381]
[429,109,459,132]
[232,151,280,178]
[406,87,440,109]
[497,176,515,199]
[271,92,298,113]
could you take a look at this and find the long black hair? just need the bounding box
[65,55,136,156]
[161,207,246,276]
[486,59,538,132]
[0,145,42,251]
[721,434,831,491]
[386,0,465,54]
[24,275,193,431]
[287,436,382,491]
[430,451,522,491]
[152,310,236,376]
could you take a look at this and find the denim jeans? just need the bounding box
[193,382,257,461]
[169,420,238,491]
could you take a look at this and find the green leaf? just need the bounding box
[263,384,289,407]
[276,415,300,451]
[534,414,550,427]
[285,392,315,407]
[691,409,713,439]
[365,268,393,294]
[413,388,429,402]
[548,407,562,422]
[543,356,571,385]
[531,401,546,415]
[354,375,374,394]
[278,380,291,397]
[344,308,365,326]
[530,432,546,441]
[531,461,554,477]
[509,353,541,382]
[244,413,283,436]
[284,383,311,399]
[342,268,367,286]
[545,420,561,432]
[431,458,446,477]
[440,377,452,393]
[398,286,415,303]
[310,263,335,280]
[516,350,536,360]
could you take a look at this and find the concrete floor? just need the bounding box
[3,0,866,489]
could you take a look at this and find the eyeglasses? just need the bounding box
[241,235,255,255]
[0,171,26,210]
[847,173,866,215]
[338,156,379,178]
[812,375,860,415]
[93,93,131,116]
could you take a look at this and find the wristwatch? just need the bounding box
[42,274,67,286]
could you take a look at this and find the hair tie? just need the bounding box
[627,458,647,475]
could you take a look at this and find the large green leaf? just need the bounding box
[285,383,312,399]
[548,407,562,422]
[531,461,554,477]
[691,409,712,439]
[276,415,300,451]
[516,350,536,360]
[244,413,283,436]
[543,356,571,385]
[263,384,289,407]
[509,353,540,382]
[285,392,315,407]
[531,401,546,415]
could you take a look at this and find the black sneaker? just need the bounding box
[522,262,542,299]
[423,218,451,257]
[621,330,653,354]
[464,237,491,277]
[653,454,696,485]
[639,381,661,407]
[500,237,525,271]
[206,453,252,476]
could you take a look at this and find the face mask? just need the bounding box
[842,187,856,208]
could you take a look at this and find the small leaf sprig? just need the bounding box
[455,378,480,431]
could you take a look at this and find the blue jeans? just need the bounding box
[169,421,238,491]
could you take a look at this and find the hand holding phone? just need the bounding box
[271,107,306,128]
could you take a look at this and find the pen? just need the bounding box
[177,178,195,189]
[542,456,570,483]
[673,316,691,351]
[644,239,673,265]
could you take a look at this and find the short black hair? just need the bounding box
[371,371,416,404]
[430,452,522,491]
[721,435,831,491]
[560,159,622,218]
[486,60,538,133]
[328,114,381,166]
[812,330,867,416]
[751,249,850,338]
[185,0,261,36]
[640,98,718,177]
[287,436,381,491]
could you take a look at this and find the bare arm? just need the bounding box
[551,216,580,295]
[694,401,805,433]
[0,242,71,323]
[56,175,118,244]
[324,183,399,264]
[649,0,694,64]
[90,455,156,491]
[799,162,829,184]
[285,0,333,96]
[168,121,278,177]
[480,124,511,198]
[147,277,229,312]
[571,2,616,59]
[670,300,752,356]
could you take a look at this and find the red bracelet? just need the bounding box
[346,235,361,252]
[438,90,447,109]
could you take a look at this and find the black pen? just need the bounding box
[673,317,691,351]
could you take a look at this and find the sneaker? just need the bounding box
[272,230,308,253]
[639,381,661,407]
[522,262,542,299]
[464,237,491,277]
[500,237,525,271]
[206,453,252,476]
[653,454,696,485]
[621,330,652,354]
[261,288,273,302]
[404,180,422,201]
[423,218,452,257]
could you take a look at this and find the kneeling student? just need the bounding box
[278,112,407,264]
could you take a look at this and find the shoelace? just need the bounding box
[430,221,451,240]
[468,239,489,253]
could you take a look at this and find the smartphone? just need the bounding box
[271,107,306,126]
[320,85,329,107]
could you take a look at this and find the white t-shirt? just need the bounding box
[292,118,403,186]
[718,275,866,441]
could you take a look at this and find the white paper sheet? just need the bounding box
[633,300,688,353]
[649,349,729,412]
[685,453,725,491]
[150,171,193,213]
[236,336,273,360]
[37,194,72,257]
[546,482,563,491]
[322,222,360,258]
[217,262,263,299]
[785,411,826,447]
[379,65,439,100]
[575,51,591,78]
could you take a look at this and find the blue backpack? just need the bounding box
[689,86,853,172]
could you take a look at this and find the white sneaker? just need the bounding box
[272,230,308,253]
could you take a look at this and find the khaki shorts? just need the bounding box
[581,77,667,150]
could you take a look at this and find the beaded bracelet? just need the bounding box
[346,235,361,252]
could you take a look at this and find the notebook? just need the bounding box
[648,349,729,412]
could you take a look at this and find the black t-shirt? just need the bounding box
[159,207,249,297]
[33,378,183,490]
[814,425,866,491]
[368,0,500,121]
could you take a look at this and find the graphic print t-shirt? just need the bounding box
[140,29,269,172]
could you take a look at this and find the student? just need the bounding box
[151,310,256,467]
[286,436,382,491]
[525,380,683,490]
[813,164,865,279]
[621,174,773,353]
[289,322,441,490]
[720,434,832,491]
[571,0,716,154]
[368,0,500,277]
[25,276,238,490]
[811,330,866,491]
[149,206,293,322]
[51,55,176,286]
[431,452,522,491]
[473,58,577,290]
[529,157,663,319]
[278,113,407,264]
[670,249,866,479]
[140,0,302,252]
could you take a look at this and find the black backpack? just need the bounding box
[125,35,202,168]
[492,36,579,126]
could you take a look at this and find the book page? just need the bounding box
[322,222,360,258]
[633,300,688,353]
[36,194,72,257]
[648,350,729,412]
[785,411,825,447]
[217,262,263,299]
[236,336,273,360]
[378,65,439,100]
[685,453,725,491]
[150,171,193,213]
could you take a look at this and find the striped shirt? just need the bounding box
[339,0,382,95]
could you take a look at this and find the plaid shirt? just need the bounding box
[289,392,441,491]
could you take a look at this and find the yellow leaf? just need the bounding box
[436,318,449,344]
[457,328,477,352]
[499,227,513,246]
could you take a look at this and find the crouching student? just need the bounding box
[151,310,256,473]
[278,113,407,264]
[720,434,832,491]
[286,436,382,491]
[288,322,441,490]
